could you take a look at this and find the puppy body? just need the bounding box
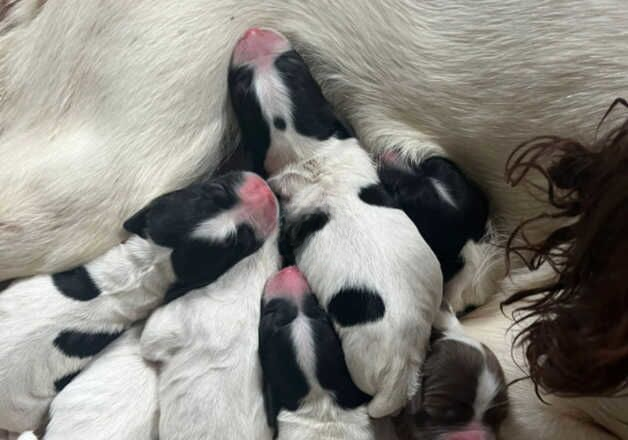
[42,324,158,440]
[272,140,442,418]
[277,403,372,440]
[0,235,173,432]
[141,225,280,439]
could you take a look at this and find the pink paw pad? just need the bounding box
[264,266,311,302]
[239,172,278,237]
[232,27,291,66]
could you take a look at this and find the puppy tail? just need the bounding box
[444,221,505,313]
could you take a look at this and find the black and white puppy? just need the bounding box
[0,171,263,433]
[376,153,501,314]
[395,304,509,440]
[259,266,373,440]
[140,173,281,439]
[230,28,443,418]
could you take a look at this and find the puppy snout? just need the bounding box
[263,266,310,304]
[238,172,278,238]
[232,27,291,66]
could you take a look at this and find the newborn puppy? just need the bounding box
[39,324,158,440]
[140,174,281,439]
[395,304,509,440]
[259,267,373,440]
[0,171,262,433]
[376,154,500,313]
[230,28,443,418]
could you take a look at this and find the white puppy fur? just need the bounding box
[40,324,159,440]
[270,139,442,418]
[0,235,173,433]
[2,1,627,282]
[140,215,280,439]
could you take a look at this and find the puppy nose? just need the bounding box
[445,429,488,440]
[263,266,311,303]
[239,172,278,238]
[232,27,291,66]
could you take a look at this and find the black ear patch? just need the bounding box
[358,183,398,209]
[53,330,124,359]
[165,223,262,302]
[327,286,386,327]
[274,50,350,141]
[52,266,101,301]
[54,370,82,392]
[303,295,371,409]
[259,298,310,436]
[378,156,489,282]
[282,210,330,254]
[229,65,271,175]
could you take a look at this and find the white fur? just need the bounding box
[3,1,627,281]
[140,232,280,440]
[271,139,443,418]
[43,324,158,440]
[0,236,173,432]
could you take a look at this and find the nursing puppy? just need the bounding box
[0,171,264,433]
[230,30,443,418]
[259,266,373,440]
[139,175,280,439]
[377,154,502,313]
[32,324,158,440]
[395,304,509,440]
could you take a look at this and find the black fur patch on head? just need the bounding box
[259,297,310,437]
[273,117,287,131]
[327,286,386,327]
[378,156,489,281]
[302,295,371,408]
[165,223,262,302]
[228,65,271,175]
[274,50,350,141]
[123,172,242,247]
[54,370,82,392]
[358,183,398,209]
[53,330,124,359]
[282,210,330,254]
[52,266,100,301]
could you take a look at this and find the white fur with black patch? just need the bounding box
[270,139,443,418]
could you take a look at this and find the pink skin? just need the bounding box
[263,266,311,304]
[444,422,489,440]
[238,172,278,238]
[231,27,291,68]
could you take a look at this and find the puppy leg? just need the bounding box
[140,306,185,364]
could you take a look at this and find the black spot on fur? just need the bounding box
[259,298,310,437]
[273,117,286,130]
[282,210,329,253]
[54,370,82,392]
[302,295,371,408]
[165,223,262,302]
[123,173,242,246]
[378,156,489,281]
[52,266,100,301]
[53,330,123,359]
[358,183,398,209]
[274,50,350,141]
[228,66,271,175]
[327,286,386,326]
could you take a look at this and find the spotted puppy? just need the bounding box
[395,304,509,440]
[259,267,373,439]
[140,174,281,439]
[0,171,263,433]
[229,28,443,418]
[376,153,500,314]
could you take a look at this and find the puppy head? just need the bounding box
[123,171,279,300]
[259,267,370,437]
[229,27,350,175]
[397,307,509,440]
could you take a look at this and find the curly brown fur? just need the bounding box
[503,99,628,396]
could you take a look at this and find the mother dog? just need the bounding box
[1,0,626,280]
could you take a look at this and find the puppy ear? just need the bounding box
[123,205,150,237]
